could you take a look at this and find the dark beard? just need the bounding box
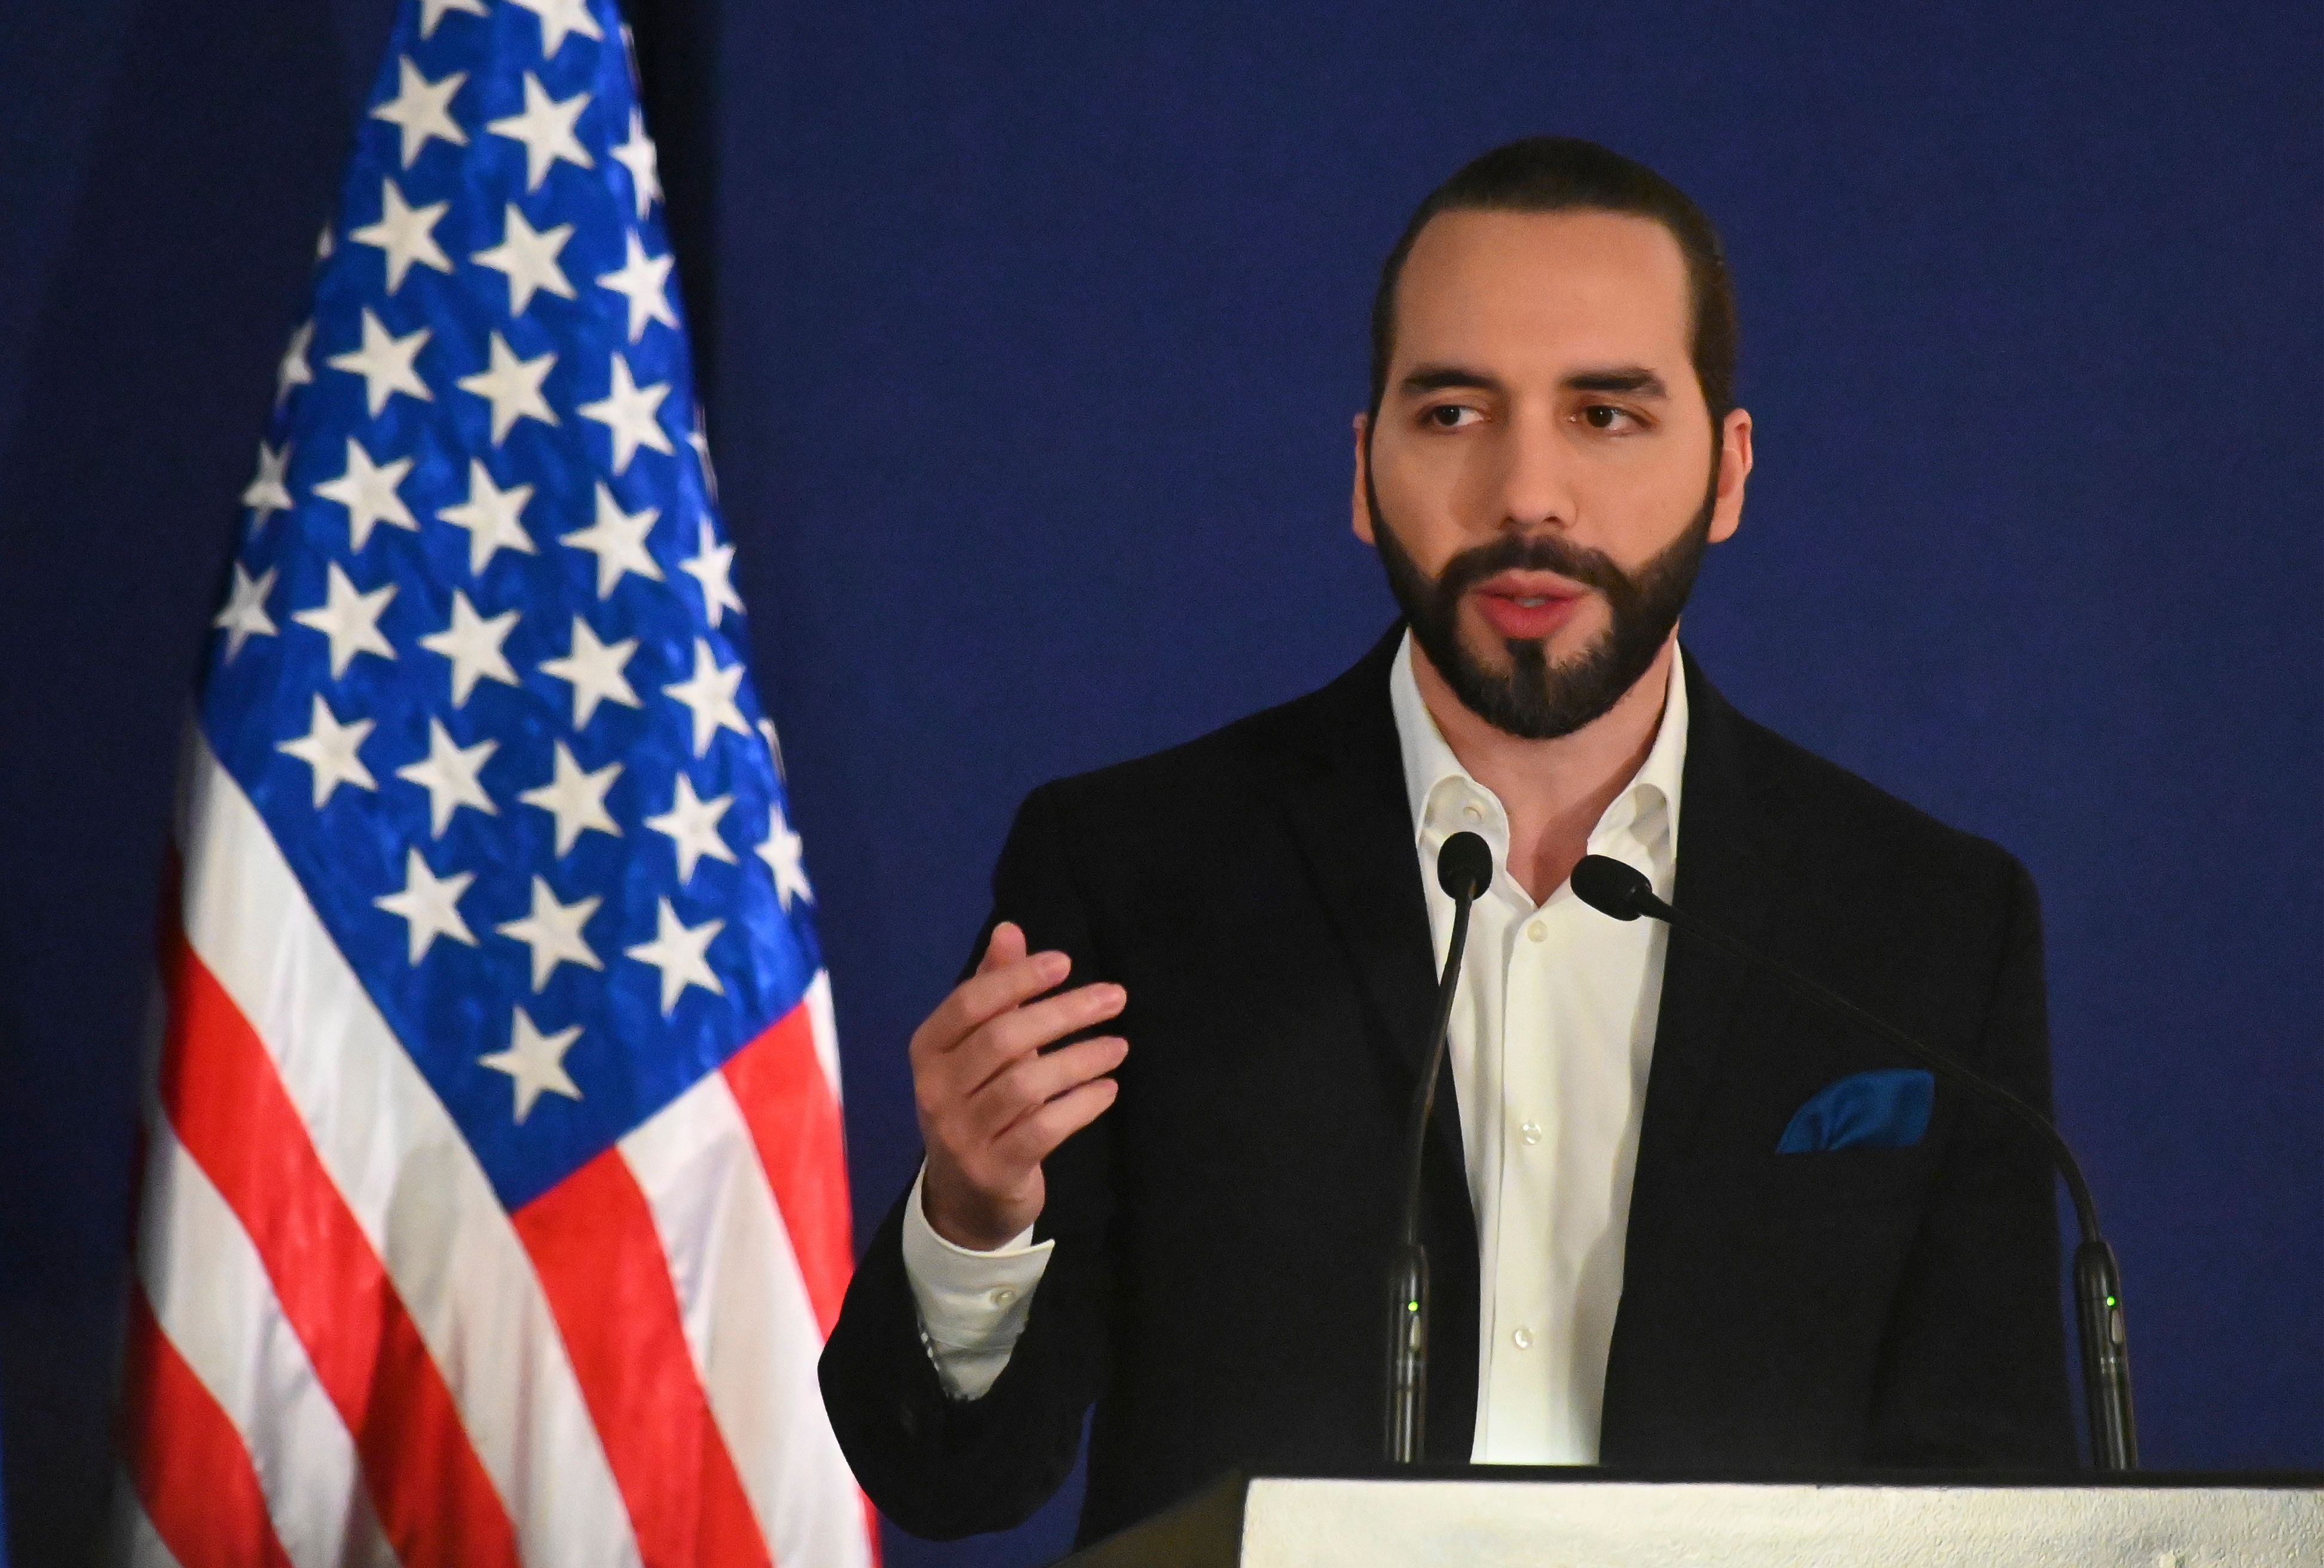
[1368,467,1716,742]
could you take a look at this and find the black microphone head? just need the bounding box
[1570,854,1653,921]
[1436,831,1494,902]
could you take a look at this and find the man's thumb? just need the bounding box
[978,920,1026,973]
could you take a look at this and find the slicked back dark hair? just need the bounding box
[1368,137,1739,427]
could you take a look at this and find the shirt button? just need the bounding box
[1526,921,1547,942]
[990,1287,1017,1307]
[1512,1327,1535,1350]
[1519,1120,1543,1146]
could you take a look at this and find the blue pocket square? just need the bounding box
[1777,1068,1934,1153]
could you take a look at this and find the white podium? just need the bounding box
[1057,1470,2324,1566]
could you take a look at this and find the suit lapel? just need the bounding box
[1630,650,1794,1193]
[1263,627,1445,1091]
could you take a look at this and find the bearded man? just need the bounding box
[819,136,2075,1548]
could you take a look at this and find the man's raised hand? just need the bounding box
[911,921,1128,1251]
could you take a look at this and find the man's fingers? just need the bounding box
[913,948,1071,1067]
[930,948,1077,1045]
[964,1034,1127,1140]
[950,982,1127,1097]
[990,1076,1121,1170]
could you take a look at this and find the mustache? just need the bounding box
[1433,531,1638,607]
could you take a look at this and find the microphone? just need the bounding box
[1570,853,2138,1471]
[1384,830,1494,1464]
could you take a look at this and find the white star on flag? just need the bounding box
[579,353,674,474]
[488,73,594,192]
[212,563,277,660]
[353,178,454,293]
[479,1007,584,1122]
[436,459,537,573]
[369,56,469,168]
[374,846,479,962]
[241,440,293,526]
[611,109,661,220]
[396,716,499,836]
[292,562,398,678]
[420,589,522,706]
[519,741,622,856]
[679,518,742,626]
[313,436,418,550]
[645,773,738,884]
[539,614,641,727]
[759,801,814,910]
[495,875,604,991]
[597,232,677,343]
[417,0,488,41]
[509,0,605,57]
[562,482,663,598]
[663,638,751,757]
[626,898,726,1014]
[277,694,377,807]
[327,308,433,416]
[275,320,314,406]
[456,332,559,445]
[473,203,576,316]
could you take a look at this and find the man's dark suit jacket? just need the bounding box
[820,628,2075,1545]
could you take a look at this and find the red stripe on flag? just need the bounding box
[722,1001,854,1336]
[157,938,521,1568]
[123,1285,296,1568]
[514,1148,773,1568]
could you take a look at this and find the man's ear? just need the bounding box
[1707,408,1754,546]
[1350,412,1375,545]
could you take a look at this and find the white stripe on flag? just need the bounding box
[135,1117,391,1568]
[805,969,846,1105]
[620,1068,874,1568]
[177,736,642,1567]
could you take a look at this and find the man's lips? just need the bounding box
[1475,569,1586,601]
[1470,572,1587,639]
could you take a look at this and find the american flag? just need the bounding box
[118,1,873,1563]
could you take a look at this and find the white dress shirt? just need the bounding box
[901,632,1687,1464]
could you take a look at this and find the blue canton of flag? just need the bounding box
[203,0,815,1212]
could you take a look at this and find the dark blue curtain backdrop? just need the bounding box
[1,1,2316,1563]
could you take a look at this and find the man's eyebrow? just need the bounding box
[1563,366,1669,397]
[1397,365,1503,397]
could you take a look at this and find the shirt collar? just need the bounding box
[1387,629,1689,889]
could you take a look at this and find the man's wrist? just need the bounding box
[919,1166,1038,1253]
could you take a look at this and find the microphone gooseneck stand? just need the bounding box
[1568,854,2138,1471]
[1384,831,1494,1465]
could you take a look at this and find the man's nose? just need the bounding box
[1493,403,1577,533]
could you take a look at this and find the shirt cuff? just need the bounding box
[898,1164,1055,1401]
